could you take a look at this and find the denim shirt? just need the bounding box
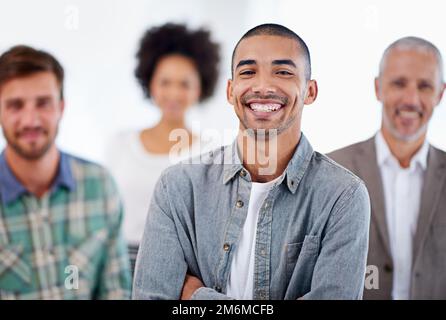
[133,134,370,300]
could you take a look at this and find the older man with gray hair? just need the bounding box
[329,36,446,299]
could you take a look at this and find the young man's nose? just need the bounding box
[20,104,42,127]
[251,74,277,95]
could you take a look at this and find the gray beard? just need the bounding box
[383,114,428,143]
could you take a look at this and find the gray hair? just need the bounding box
[379,36,444,84]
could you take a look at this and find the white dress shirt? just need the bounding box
[375,131,429,300]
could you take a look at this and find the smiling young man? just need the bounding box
[133,24,371,300]
[329,37,446,300]
[0,46,131,299]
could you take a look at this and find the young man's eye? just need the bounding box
[277,71,293,76]
[239,70,255,76]
[6,101,23,111]
[37,99,51,108]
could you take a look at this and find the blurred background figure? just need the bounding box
[104,23,220,273]
[329,37,446,299]
[0,45,131,299]
[1,0,445,160]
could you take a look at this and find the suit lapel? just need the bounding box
[354,137,392,259]
[413,146,446,264]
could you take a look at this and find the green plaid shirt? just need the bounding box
[0,151,132,299]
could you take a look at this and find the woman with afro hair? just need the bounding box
[105,23,220,273]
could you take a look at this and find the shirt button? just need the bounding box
[260,249,266,256]
[236,200,244,208]
[240,170,247,177]
[223,243,231,251]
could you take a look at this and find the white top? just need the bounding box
[104,130,209,245]
[226,175,282,299]
[375,131,429,300]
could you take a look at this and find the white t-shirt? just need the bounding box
[226,175,282,299]
[104,130,210,245]
[375,131,428,300]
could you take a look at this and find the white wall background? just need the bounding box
[0,0,445,164]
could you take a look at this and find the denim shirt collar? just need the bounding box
[0,150,76,205]
[223,132,313,194]
[222,142,243,184]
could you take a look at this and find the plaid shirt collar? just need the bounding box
[0,150,76,205]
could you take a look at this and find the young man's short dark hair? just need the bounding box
[0,45,64,99]
[231,23,311,81]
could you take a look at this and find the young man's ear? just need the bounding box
[226,79,234,105]
[58,99,65,118]
[303,80,318,105]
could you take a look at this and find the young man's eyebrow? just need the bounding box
[36,95,53,100]
[5,97,23,104]
[272,59,297,68]
[235,59,256,69]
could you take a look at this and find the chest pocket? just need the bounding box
[285,235,320,295]
[0,244,32,292]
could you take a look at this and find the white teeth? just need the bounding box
[399,110,420,119]
[249,103,282,112]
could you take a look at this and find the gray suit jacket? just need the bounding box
[328,136,446,300]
